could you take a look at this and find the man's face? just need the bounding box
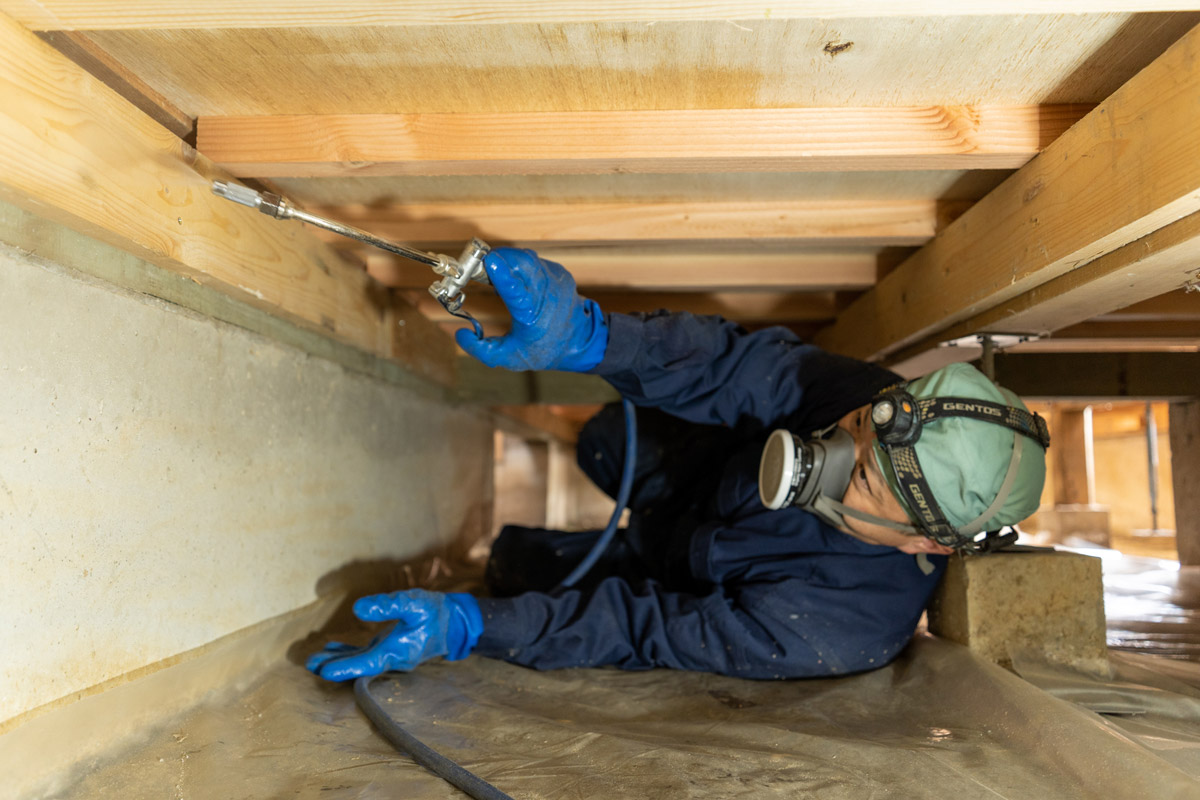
[834,405,954,556]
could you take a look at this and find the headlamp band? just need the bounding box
[914,397,1051,449]
[884,441,960,545]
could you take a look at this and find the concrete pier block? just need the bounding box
[927,551,1107,671]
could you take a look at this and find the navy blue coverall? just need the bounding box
[473,311,948,679]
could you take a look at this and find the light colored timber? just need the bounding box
[1094,289,1200,320]
[34,30,193,140]
[363,250,880,292]
[1013,338,1199,352]
[1046,319,1200,340]
[6,2,1200,29]
[815,21,1200,362]
[269,173,1009,209]
[884,211,1200,366]
[311,200,955,247]
[440,317,829,345]
[0,14,454,386]
[77,17,1200,117]
[416,291,840,325]
[197,106,1091,177]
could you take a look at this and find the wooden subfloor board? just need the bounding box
[7,2,1200,29]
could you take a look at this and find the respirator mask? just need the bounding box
[757,424,907,534]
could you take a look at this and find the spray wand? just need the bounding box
[211,181,489,335]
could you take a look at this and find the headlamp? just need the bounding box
[871,391,921,447]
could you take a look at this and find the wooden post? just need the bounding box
[1052,408,1090,506]
[1038,406,1109,545]
[1169,401,1200,566]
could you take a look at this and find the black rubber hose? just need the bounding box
[556,396,637,589]
[354,675,514,800]
[352,398,637,798]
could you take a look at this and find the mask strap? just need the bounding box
[813,494,920,533]
[811,421,839,439]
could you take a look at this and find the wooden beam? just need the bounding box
[815,22,1200,361]
[6,2,1200,29]
[1015,338,1199,352]
[992,352,1200,400]
[197,106,1090,177]
[1047,319,1200,340]
[440,318,833,344]
[364,249,880,292]
[884,210,1200,365]
[1094,289,1200,320]
[0,13,455,386]
[416,291,839,325]
[312,200,956,248]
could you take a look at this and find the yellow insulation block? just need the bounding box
[928,551,1107,671]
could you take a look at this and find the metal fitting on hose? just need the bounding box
[429,238,490,314]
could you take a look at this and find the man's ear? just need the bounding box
[896,537,955,556]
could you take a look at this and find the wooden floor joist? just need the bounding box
[415,291,841,325]
[993,352,1200,399]
[312,199,956,248]
[815,21,1200,362]
[0,13,455,386]
[363,249,880,292]
[1047,319,1200,341]
[885,211,1200,365]
[197,106,1091,177]
[1095,289,1200,320]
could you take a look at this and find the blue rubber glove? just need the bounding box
[306,589,484,682]
[455,248,608,372]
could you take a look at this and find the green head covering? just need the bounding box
[872,362,1047,533]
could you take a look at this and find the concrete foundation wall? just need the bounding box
[0,242,491,726]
